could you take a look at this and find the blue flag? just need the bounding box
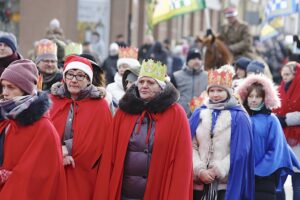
[265,0,299,21]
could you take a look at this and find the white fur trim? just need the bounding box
[237,74,280,109]
[63,61,93,82]
[117,58,140,69]
[286,111,300,126]
[156,79,166,89]
[193,109,231,182]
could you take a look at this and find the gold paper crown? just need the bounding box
[139,59,166,82]
[35,39,57,56]
[208,64,235,88]
[64,42,82,57]
[119,47,138,59]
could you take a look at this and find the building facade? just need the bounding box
[15,0,224,57]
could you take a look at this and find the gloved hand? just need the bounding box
[276,115,287,128]
[0,169,12,184]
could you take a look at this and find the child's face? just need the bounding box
[247,89,263,109]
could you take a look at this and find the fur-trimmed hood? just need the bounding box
[0,92,51,126]
[119,82,179,114]
[237,74,280,109]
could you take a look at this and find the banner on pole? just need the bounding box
[260,17,284,41]
[264,0,298,21]
[150,0,206,26]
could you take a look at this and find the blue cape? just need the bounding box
[189,105,255,200]
[251,113,300,191]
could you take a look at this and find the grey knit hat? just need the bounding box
[0,32,17,52]
[246,60,265,74]
[0,59,38,95]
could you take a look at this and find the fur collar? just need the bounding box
[119,82,179,114]
[0,92,50,126]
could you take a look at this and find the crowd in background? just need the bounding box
[0,5,300,200]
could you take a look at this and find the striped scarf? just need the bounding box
[0,94,38,120]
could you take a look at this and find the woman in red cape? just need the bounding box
[94,59,193,200]
[0,59,67,200]
[50,55,112,200]
[273,61,300,199]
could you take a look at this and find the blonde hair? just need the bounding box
[283,61,297,74]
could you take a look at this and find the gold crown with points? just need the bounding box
[119,47,138,59]
[35,39,57,56]
[208,64,235,88]
[64,42,82,57]
[139,59,166,82]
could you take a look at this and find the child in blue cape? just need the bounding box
[190,64,255,200]
[237,74,300,200]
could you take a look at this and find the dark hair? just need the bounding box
[79,53,106,87]
[246,82,265,99]
[282,61,297,75]
[92,31,100,37]
[82,41,90,46]
[116,34,124,39]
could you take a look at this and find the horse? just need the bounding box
[197,33,273,80]
[197,34,234,71]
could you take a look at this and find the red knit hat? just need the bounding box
[0,59,38,95]
[63,55,93,82]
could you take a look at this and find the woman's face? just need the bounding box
[0,42,13,58]
[118,64,129,76]
[236,67,246,79]
[208,87,228,103]
[65,69,90,99]
[137,77,162,102]
[281,66,295,83]
[247,89,263,109]
[1,80,25,100]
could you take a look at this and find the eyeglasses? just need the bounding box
[65,73,87,81]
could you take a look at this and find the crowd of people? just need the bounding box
[0,5,300,200]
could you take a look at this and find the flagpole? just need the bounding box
[204,8,211,30]
[296,2,300,34]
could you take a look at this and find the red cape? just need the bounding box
[50,95,112,200]
[273,64,300,144]
[94,103,193,200]
[0,116,67,200]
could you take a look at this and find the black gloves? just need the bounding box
[276,115,287,128]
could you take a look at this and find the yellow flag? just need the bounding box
[148,0,206,29]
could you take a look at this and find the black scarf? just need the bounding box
[0,52,19,75]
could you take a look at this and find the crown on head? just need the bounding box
[35,39,57,56]
[119,47,138,59]
[139,59,166,82]
[64,42,82,57]
[208,64,235,88]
